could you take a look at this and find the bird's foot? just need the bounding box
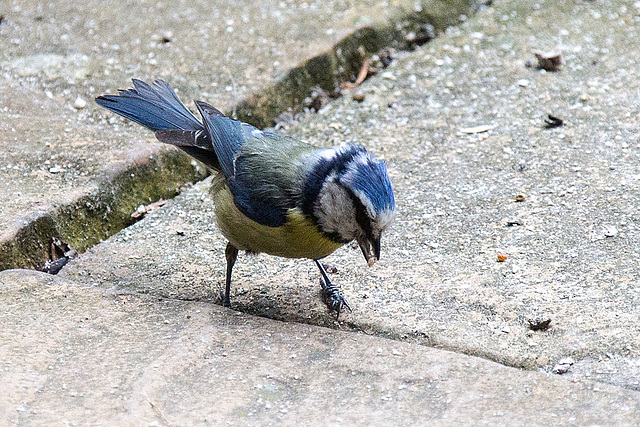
[220,291,231,308]
[320,278,351,320]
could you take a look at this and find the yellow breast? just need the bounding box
[211,181,343,259]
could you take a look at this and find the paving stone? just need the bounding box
[5,0,640,421]
[3,269,640,425]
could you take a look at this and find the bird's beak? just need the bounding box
[358,236,381,267]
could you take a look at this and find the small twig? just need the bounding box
[147,396,172,426]
[354,58,370,86]
[341,59,370,90]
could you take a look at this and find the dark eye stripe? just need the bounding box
[344,187,374,241]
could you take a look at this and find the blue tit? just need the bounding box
[96,79,395,317]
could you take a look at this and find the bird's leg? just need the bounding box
[223,242,239,307]
[315,260,351,319]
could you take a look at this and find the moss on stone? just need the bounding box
[0,149,206,271]
[236,0,478,128]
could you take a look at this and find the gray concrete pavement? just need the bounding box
[1,0,477,270]
[3,269,640,425]
[3,0,640,423]
[62,0,640,392]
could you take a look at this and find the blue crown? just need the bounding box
[347,159,395,213]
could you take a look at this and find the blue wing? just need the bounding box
[195,101,243,179]
[197,104,300,227]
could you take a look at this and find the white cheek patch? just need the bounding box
[315,179,358,241]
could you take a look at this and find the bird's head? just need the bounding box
[305,145,395,266]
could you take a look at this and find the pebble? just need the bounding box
[536,355,549,366]
[517,79,530,87]
[603,225,618,237]
[73,97,87,109]
[48,166,65,174]
[352,91,366,102]
[553,358,574,375]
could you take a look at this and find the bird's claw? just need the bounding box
[320,278,351,320]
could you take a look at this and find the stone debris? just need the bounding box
[533,51,563,72]
[553,358,575,375]
[73,97,87,109]
[459,124,495,134]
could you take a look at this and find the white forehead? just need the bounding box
[373,208,395,235]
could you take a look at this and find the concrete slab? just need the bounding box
[61,0,640,391]
[1,0,475,107]
[0,0,478,270]
[3,269,640,425]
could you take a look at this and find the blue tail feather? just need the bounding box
[96,79,221,171]
[95,80,203,132]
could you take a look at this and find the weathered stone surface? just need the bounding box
[0,0,477,270]
[3,269,640,425]
[1,0,475,107]
[62,0,640,391]
[5,0,640,422]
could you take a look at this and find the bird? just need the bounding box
[95,79,395,317]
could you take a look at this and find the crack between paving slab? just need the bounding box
[10,0,556,385]
[134,291,640,394]
[218,300,541,373]
[234,0,480,128]
[7,0,535,380]
[2,0,485,273]
[0,148,207,272]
